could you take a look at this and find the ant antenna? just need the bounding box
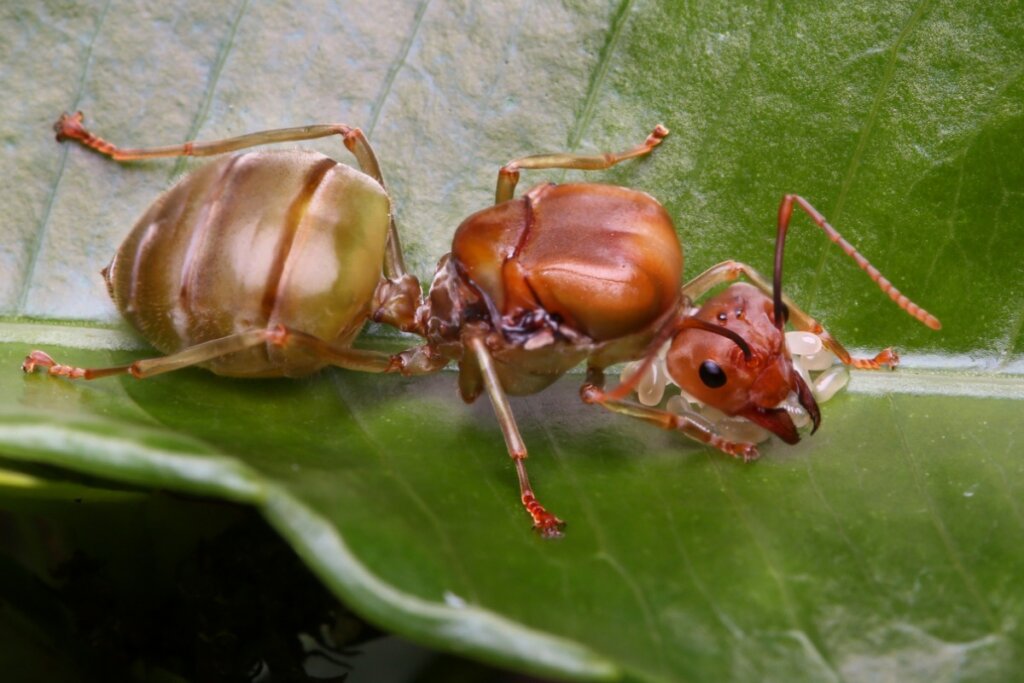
[772,195,941,331]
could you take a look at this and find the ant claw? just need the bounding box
[22,350,56,374]
[646,124,670,146]
[54,111,86,142]
[533,517,566,539]
[523,492,564,538]
[712,436,759,462]
[737,443,760,462]
[880,347,900,369]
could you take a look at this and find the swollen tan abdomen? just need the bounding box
[106,150,391,377]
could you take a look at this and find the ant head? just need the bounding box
[666,283,820,444]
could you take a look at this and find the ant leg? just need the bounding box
[465,334,565,538]
[580,368,758,461]
[495,125,668,204]
[24,329,273,380]
[682,260,898,369]
[331,127,408,281]
[56,112,367,161]
[53,112,411,282]
[22,326,435,381]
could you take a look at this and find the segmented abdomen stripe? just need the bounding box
[176,154,247,343]
[260,157,339,321]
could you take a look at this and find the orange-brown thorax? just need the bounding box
[448,183,682,343]
[420,182,684,400]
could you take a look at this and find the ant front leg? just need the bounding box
[580,368,759,461]
[464,334,565,538]
[495,124,668,204]
[53,112,411,282]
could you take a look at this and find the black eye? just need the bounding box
[699,360,727,388]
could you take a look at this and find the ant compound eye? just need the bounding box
[699,360,727,388]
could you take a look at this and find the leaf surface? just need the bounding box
[1,1,1022,681]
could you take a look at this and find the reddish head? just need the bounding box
[666,283,819,444]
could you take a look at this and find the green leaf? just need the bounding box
[2,339,1023,681]
[1,1,1022,681]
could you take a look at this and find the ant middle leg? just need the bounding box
[464,334,565,538]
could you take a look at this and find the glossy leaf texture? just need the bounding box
[1,1,1022,681]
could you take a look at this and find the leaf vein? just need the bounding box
[168,0,251,181]
[804,457,881,591]
[17,0,113,314]
[921,146,967,291]
[567,0,635,150]
[658,467,746,642]
[329,374,482,603]
[807,0,933,306]
[709,456,845,682]
[886,394,1000,630]
[366,0,432,137]
[525,402,671,675]
[969,431,1024,536]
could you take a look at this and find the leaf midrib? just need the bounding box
[2,319,1021,398]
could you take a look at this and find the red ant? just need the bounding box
[27,115,939,536]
